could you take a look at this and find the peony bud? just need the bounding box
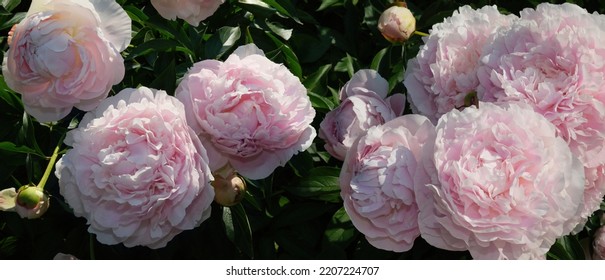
[378,4,416,43]
[212,173,247,207]
[15,185,49,219]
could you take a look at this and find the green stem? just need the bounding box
[89,233,96,260]
[414,30,429,37]
[37,136,64,191]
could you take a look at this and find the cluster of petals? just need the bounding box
[416,102,585,259]
[176,44,316,180]
[150,0,225,27]
[340,115,435,252]
[319,69,405,161]
[55,87,214,249]
[403,5,517,123]
[2,0,131,122]
[477,3,605,221]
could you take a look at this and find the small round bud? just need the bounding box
[212,174,247,207]
[15,185,49,219]
[16,185,42,209]
[378,5,416,43]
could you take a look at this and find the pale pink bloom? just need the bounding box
[340,114,435,252]
[417,102,585,259]
[176,44,316,180]
[403,5,516,123]
[151,0,225,27]
[378,5,416,43]
[55,87,214,249]
[1,0,131,122]
[319,70,405,161]
[477,3,605,220]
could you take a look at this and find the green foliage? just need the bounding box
[0,0,604,260]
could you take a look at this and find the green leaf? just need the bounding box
[0,142,45,158]
[125,39,193,60]
[18,113,43,156]
[547,235,587,260]
[284,167,341,203]
[370,47,389,71]
[0,12,24,31]
[303,64,332,93]
[223,204,254,257]
[287,151,314,177]
[317,0,344,11]
[124,5,149,24]
[0,0,20,12]
[204,26,242,59]
[261,0,302,24]
[264,32,302,78]
[0,236,17,257]
[237,0,276,18]
[323,207,357,248]
[334,54,356,77]
[262,19,292,40]
[0,76,22,111]
[308,91,335,112]
[149,58,176,94]
[0,6,10,16]
[272,201,334,228]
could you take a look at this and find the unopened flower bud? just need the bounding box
[212,174,246,207]
[15,185,49,219]
[378,4,416,43]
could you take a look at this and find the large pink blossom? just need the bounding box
[417,102,585,259]
[477,3,605,220]
[340,114,435,252]
[151,0,225,27]
[319,69,405,161]
[403,5,516,123]
[55,87,214,249]
[2,0,131,122]
[176,44,316,180]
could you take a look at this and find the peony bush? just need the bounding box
[0,0,604,260]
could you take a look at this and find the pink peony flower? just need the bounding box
[319,69,405,161]
[150,0,225,27]
[477,3,605,220]
[417,102,585,259]
[377,5,416,43]
[1,0,131,122]
[175,44,316,180]
[55,87,214,249]
[340,114,435,252]
[403,5,516,123]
